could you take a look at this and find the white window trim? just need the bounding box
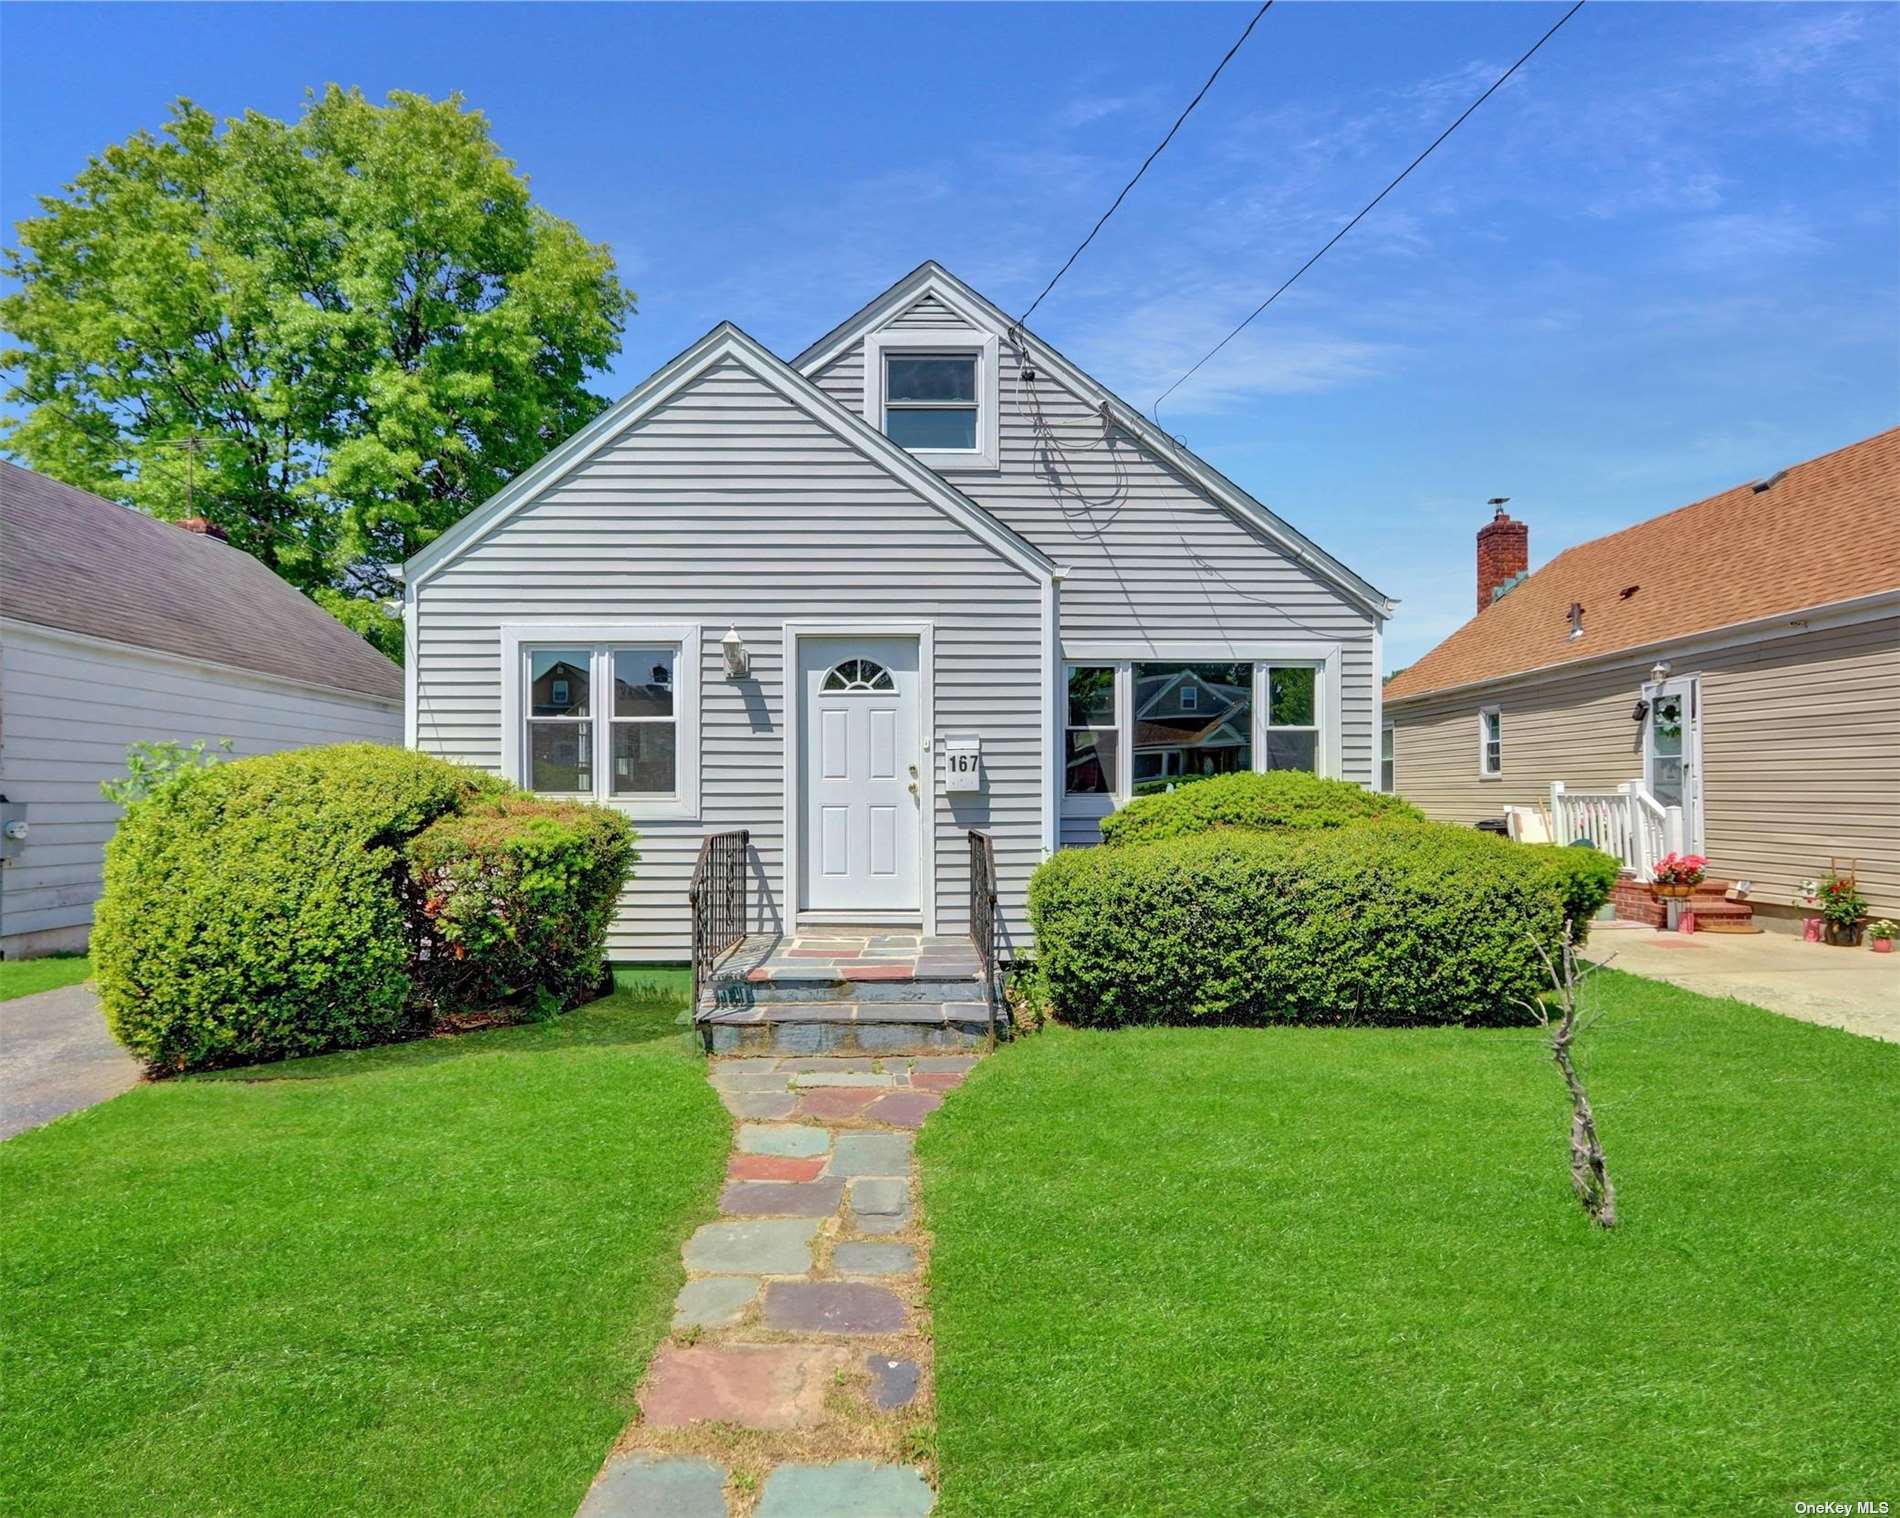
[1060,642,1344,814]
[499,622,700,819]
[862,330,1000,473]
[1380,720,1396,794]
[1477,704,1502,779]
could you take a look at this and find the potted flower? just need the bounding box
[1650,853,1707,899]
[1869,920,1897,955]
[1820,869,1867,947]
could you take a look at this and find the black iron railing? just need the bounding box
[968,830,1002,1038]
[690,829,749,1010]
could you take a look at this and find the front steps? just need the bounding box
[1611,877,1760,933]
[694,933,1003,1055]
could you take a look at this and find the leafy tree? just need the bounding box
[1,86,635,638]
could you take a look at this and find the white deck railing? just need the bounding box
[1549,780,1683,876]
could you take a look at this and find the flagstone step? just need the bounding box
[695,1000,998,1056]
[707,971,987,1006]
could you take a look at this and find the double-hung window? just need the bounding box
[1380,722,1396,793]
[864,331,1000,470]
[1263,665,1320,771]
[1064,666,1118,796]
[884,355,977,451]
[1478,706,1502,777]
[503,624,700,817]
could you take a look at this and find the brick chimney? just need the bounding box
[177,516,228,542]
[1476,504,1528,614]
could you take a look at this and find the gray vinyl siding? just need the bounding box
[0,622,400,953]
[1386,614,1900,917]
[810,299,1381,844]
[411,356,1044,960]
[885,293,970,330]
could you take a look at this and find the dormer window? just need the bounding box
[863,330,1001,470]
[1179,684,1199,711]
[885,355,977,450]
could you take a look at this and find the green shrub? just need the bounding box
[1099,770,1424,848]
[1524,843,1621,939]
[93,745,637,1074]
[94,745,503,1072]
[406,797,637,1017]
[1028,823,1564,1028]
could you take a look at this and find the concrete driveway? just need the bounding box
[1,982,142,1140]
[1589,922,1900,1043]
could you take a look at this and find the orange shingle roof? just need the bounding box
[1383,428,1900,702]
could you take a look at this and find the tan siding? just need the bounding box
[1388,615,1900,916]
[412,357,1043,960]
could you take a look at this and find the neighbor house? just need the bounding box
[1382,429,1900,929]
[403,262,1394,960]
[0,463,404,957]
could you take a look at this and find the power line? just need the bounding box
[1151,0,1586,423]
[1015,0,1275,331]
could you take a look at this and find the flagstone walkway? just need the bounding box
[576,1053,976,1518]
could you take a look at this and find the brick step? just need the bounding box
[1612,874,1757,931]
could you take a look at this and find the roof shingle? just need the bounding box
[1,461,403,701]
[1383,429,1900,702]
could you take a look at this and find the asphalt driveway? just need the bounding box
[1,982,141,1140]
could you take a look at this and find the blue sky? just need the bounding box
[4,2,1895,668]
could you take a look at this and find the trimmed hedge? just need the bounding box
[1524,843,1621,937]
[1099,770,1424,848]
[93,745,634,1073]
[1028,824,1565,1028]
[407,797,638,1017]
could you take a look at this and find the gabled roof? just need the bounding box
[405,321,1055,588]
[794,261,1396,621]
[0,461,402,701]
[1383,427,1900,702]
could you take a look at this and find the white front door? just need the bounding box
[1644,675,1703,854]
[799,636,922,915]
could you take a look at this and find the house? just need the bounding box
[1382,429,1900,929]
[0,462,404,957]
[403,262,1394,963]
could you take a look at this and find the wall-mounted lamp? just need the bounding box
[1651,660,1671,684]
[721,625,750,680]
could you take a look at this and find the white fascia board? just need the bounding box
[794,262,1397,622]
[405,318,1055,591]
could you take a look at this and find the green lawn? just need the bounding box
[0,953,91,1001]
[1,968,724,1518]
[921,971,1900,1517]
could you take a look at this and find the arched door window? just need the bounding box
[821,659,895,693]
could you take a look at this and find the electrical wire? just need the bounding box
[1151,0,1586,424]
[1015,0,1275,331]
